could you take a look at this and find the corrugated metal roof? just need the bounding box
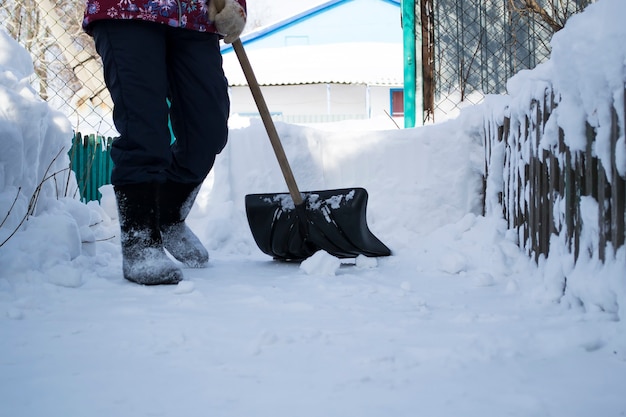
[222,42,404,87]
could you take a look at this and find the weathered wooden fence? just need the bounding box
[484,88,626,263]
[69,133,114,202]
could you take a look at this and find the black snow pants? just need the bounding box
[92,20,230,186]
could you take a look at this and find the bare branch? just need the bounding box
[508,0,590,33]
[0,147,68,248]
[508,0,559,32]
[0,187,22,229]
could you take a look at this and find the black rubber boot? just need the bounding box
[160,182,209,267]
[114,183,183,285]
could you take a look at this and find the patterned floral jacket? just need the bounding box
[82,0,247,34]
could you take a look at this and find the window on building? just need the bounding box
[390,89,404,116]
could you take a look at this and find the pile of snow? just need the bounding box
[1,1,626,415]
[0,30,106,284]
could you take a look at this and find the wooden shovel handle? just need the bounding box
[231,39,304,205]
[212,0,303,204]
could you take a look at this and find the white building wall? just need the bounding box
[229,84,401,124]
[222,0,404,125]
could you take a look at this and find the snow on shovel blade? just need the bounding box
[245,187,391,261]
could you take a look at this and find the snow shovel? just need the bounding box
[230,39,391,261]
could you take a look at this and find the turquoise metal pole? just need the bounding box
[402,0,417,128]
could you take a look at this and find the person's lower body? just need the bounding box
[92,20,229,284]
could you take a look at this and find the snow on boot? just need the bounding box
[160,182,209,267]
[115,183,183,285]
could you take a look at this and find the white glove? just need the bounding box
[208,0,247,44]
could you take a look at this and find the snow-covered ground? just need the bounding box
[1,0,625,416]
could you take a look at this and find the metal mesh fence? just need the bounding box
[424,0,593,122]
[0,0,114,136]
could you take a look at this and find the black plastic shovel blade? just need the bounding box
[245,187,391,261]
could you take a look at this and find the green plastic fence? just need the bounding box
[70,125,175,202]
[69,132,114,203]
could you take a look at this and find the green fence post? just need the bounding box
[95,136,103,202]
[79,133,87,202]
[88,134,96,202]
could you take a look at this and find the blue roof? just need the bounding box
[221,0,401,53]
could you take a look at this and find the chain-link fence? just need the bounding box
[1,0,113,136]
[421,0,593,122]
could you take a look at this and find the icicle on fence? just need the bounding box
[69,133,114,203]
[484,88,626,263]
